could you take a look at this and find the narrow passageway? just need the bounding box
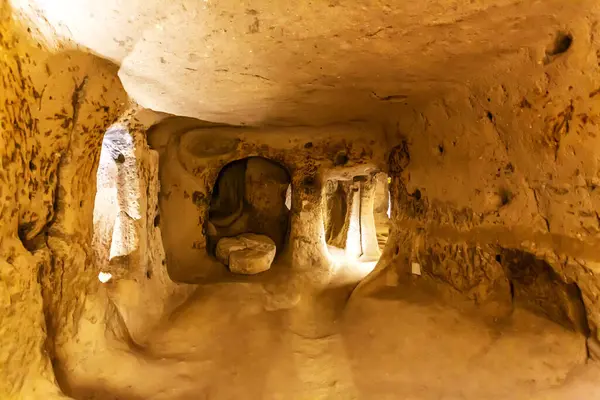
[5,2,600,399]
[77,119,600,400]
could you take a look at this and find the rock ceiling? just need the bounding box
[18,0,595,125]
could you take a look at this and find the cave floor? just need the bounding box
[77,262,600,400]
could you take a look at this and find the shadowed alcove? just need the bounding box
[206,156,291,274]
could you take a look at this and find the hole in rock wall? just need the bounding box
[206,157,291,273]
[92,125,141,278]
[322,172,390,263]
[547,31,573,56]
[543,31,573,64]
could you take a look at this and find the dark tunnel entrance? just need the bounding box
[205,157,291,274]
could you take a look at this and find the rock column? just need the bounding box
[359,175,382,260]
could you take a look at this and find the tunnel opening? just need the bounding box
[322,172,389,265]
[206,156,291,274]
[92,124,141,282]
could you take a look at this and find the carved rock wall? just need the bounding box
[0,5,192,397]
[149,120,387,282]
[0,4,127,396]
[361,19,600,344]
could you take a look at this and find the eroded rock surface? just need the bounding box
[151,121,384,282]
[4,0,600,399]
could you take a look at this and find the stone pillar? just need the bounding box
[288,171,330,277]
[360,175,381,261]
[110,126,141,260]
[345,182,362,259]
[373,172,390,219]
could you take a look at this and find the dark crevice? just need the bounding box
[371,91,408,102]
[543,32,573,65]
[547,32,573,56]
[70,76,88,132]
[364,25,393,38]
[485,110,509,152]
[239,72,272,82]
[498,187,512,207]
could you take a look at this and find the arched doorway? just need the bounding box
[206,157,291,274]
[322,172,390,262]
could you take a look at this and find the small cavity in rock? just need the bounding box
[547,32,573,56]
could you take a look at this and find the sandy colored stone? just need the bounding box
[215,237,247,266]
[4,0,600,398]
[229,248,273,275]
[216,234,276,275]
